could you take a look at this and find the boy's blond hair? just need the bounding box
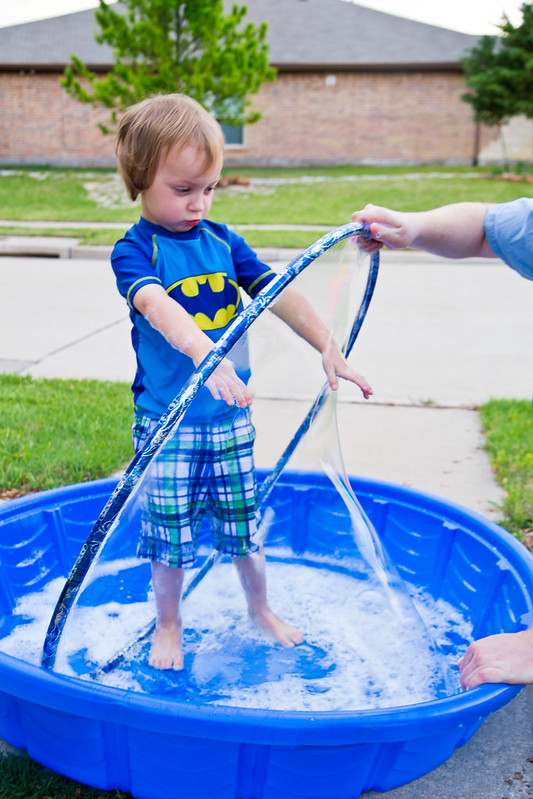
[116,94,225,201]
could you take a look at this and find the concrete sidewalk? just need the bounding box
[0,240,532,797]
[3,243,533,516]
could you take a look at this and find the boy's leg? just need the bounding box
[134,417,203,671]
[233,546,304,647]
[210,411,303,647]
[149,561,185,670]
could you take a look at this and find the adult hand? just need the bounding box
[352,204,413,252]
[458,627,533,689]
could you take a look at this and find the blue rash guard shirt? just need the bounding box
[484,198,533,281]
[111,217,276,421]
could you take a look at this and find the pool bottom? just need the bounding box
[3,560,470,711]
[0,472,531,799]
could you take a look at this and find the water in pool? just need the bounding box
[0,552,472,711]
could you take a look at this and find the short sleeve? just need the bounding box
[111,236,162,309]
[484,198,533,280]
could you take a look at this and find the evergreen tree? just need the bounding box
[62,0,275,132]
[462,3,533,126]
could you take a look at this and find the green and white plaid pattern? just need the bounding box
[133,409,259,567]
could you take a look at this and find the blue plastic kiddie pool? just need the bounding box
[0,471,532,799]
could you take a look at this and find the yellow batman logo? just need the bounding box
[180,273,226,297]
[193,306,238,330]
[166,272,241,330]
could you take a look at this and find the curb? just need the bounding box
[0,235,303,263]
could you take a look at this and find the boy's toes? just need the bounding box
[281,623,304,647]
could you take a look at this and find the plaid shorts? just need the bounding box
[132,409,260,567]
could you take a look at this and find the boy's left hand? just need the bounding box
[322,339,373,398]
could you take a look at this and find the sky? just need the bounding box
[0,0,525,34]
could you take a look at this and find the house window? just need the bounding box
[220,122,244,147]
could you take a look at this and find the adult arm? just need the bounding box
[351,202,496,259]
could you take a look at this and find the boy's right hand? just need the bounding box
[133,285,252,408]
[204,357,253,408]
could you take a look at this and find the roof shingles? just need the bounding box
[0,0,480,70]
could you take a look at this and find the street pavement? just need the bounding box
[0,237,532,797]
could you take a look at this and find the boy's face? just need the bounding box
[140,145,222,233]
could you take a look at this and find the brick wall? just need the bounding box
[232,70,497,165]
[0,72,115,164]
[0,69,497,166]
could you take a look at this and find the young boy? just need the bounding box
[112,93,373,671]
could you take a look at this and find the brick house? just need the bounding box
[0,0,498,166]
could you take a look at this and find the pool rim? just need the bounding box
[0,474,531,748]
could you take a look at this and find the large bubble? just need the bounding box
[39,225,455,706]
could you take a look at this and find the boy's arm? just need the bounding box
[133,284,252,408]
[351,203,496,259]
[269,286,373,399]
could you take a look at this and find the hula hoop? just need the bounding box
[41,223,378,670]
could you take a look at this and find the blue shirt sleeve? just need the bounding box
[484,198,533,280]
[111,233,163,310]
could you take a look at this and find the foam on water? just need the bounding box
[0,556,473,711]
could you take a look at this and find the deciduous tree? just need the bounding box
[462,3,533,126]
[62,0,275,133]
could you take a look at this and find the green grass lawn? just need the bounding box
[1,165,533,248]
[0,752,132,798]
[480,399,533,543]
[212,175,533,227]
[0,374,133,497]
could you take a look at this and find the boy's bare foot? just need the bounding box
[251,607,304,647]
[149,622,184,670]
[233,550,304,647]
